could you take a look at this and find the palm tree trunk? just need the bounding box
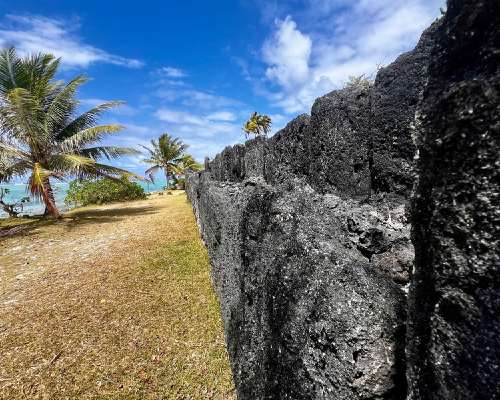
[164,168,170,189]
[41,178,61,219]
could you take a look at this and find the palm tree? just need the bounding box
[177,154,202,173]
[243,112,272,138]
[0,48,140,218]
[142,133,188,188]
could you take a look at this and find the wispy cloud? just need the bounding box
[152,103,243,162]
[0,14,143,68]
[155,109,205,126]
[158,66,187,78]
[155,108,240,137]
[155,87,243,110]
[255,0,444,113]
[206,111,237,122]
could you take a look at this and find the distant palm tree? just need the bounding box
[178,154,202,173]
[142,133,188,188]
[243,112,272,138]
[0,48,140,218]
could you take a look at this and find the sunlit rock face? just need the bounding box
[407,0,500,399]
[186,1,499,398]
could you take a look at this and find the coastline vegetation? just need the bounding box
[0,48,140,218]
[142,133,202,189]
[65,177,147,207]
[0,187,29,217]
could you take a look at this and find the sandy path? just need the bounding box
[1,194,165,308]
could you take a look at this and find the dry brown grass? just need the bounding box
[0,193,235,399]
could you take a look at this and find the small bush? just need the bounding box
[174,177,186,190]
[65,177,146,206]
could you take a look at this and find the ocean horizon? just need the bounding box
[0,179,168,218]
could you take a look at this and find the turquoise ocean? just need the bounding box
[0,179,168,218]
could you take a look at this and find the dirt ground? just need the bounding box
[0,192,235,399]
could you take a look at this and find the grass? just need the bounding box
[0,193,235,399]
[0,216,40,230]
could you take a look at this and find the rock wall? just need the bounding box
[407,0,500,398]
[186,1,499,399]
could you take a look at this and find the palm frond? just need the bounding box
[145,165,161,183]
[0,48,22,96]
[58,124,124,152]
[76,162,145,182]
[45,75,87,135]
[2,87,46,144]
[243,112,271,137]
[57,101,125,140]
[80,146,140,160]
[48,153,96,173]
[28,162,60,199]
[0,155,31,183]
[0,141,31,160]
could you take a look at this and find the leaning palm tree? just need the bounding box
[0,48,140,218]
[142,133,188,188]
[243,112,272,138]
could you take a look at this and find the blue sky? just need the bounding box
[0,0,444,177]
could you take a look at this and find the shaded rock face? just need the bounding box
[188,175,410,399]
[407,0,500,399]
[371,22,440,195]
[187,2,499,398]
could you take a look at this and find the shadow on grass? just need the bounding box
[64,206,158,229]
[0,205,158,239]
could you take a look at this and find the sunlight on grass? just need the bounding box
[0,193,235,399]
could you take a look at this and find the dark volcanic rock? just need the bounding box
[186,14,441,398]
[265,115,310,185]
[407,0,500,399]
[187,175,410,399]
[371,21,440,195]
[185,5,500,398]
[306,84,373,198]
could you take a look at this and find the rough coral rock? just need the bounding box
[187,173,410,399]
[186,15,437,400]
[186,1,499,398]
[185,40,431,395]
[407,0,500,398]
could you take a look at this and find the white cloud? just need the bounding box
[155,109,205,125]
[121,123,153,136]
[153,107,243,160]
[155,87,242,110]
[262,16,312,90]
[206,111,237,122]
[155,108,239,136]
[158,66,187,78]
[259,0,444,113]
[0,14,143,68]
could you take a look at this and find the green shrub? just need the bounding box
[65,177,146,206]
[173,177,186,190]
